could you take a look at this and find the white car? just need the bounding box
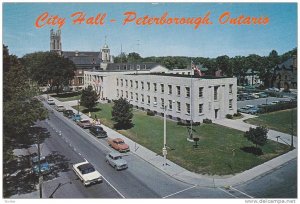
[47,98,55,105]
[55,105,66,112]
[106,152,128,170]
[72,161,102,186]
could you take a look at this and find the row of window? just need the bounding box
[116,90,234,113]
[116,79,233,100]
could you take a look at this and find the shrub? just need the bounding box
[203,118,212,124]
[226,114,233,119]
[147,110,155,116]
[233,112,242,117]
[177,121,200,126]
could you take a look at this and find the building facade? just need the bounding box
[84,68,237,122]
[272,56,297,90]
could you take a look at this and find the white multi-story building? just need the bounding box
[84,66,237,122]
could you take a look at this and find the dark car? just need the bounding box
[89,125,107,138]
[63,109,75,118]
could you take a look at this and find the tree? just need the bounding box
[3,45,48,188]
[111,98,133,129]
[22,52,76,94]
[80,85,99,111]
[216,55,231,76]
[244,126,268,149]
[127,52,142,63]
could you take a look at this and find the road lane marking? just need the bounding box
[230,186,254,198]
[45,107,126,199]
[217,187,237,198]
[101,175,126,198]
[162,185,196,198]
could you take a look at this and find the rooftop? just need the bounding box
[128,72,233,79]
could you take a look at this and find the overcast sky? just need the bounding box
[3,3,297,58]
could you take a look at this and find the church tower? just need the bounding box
[101,36,110,63]
[50,29,62,55]
[100,36,112,70]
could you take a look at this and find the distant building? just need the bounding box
[50,29,113,91]
[244,69,262,86]
[272,56,297,90]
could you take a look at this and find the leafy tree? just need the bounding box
[111,98,133,129]
[244,126,268,149]
[127,52,142,63]
[216,55,231,76]
[22,52,76,94]
[80,85,99,111]
[114,52,127,63]
[3,45,48,187]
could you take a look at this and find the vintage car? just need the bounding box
[89,125,107,138]
[55,105,66,112]
[47,98,55,105]
[72,114,82,122]
[77,119,92,129]
[72,161,102,186]
[106,152,128,170]
[63,109,75,118]
[31,156,51,175]
[107,138,130,153]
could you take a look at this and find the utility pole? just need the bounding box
[291,108,294,149]
[37,131,43,198]
[162,105,167,166]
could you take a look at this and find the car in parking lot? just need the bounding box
[77,119,92,129]
[55,105,66,112]
[63,109,75,118]
[72,161,102,186]
[106,152,128,170]
[247,107,260,115]
[47,98,55,105]
[89,125,107,138]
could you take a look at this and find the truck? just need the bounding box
[107,138,130,153]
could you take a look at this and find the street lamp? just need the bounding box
[163,105,167,166]
[162,100,175,166]
[77,99,80,114]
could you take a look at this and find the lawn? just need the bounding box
[75,103,290,175]
[52,92,81,102]
[245,108,297,136]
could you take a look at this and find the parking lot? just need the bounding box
[237,97,292,109]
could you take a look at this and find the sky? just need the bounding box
[2,2,297,58]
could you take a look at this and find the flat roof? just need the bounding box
[127,73,233,79]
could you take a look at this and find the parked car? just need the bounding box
[108,138,130,153]
[77,119,92,129]
[258,93,268,98]
[271,101,280,104]
[72,114,82,122]
[55,105,66,112]
[31,156,51,175]
[106,152,128,170]
[89,125,107,138]
[63,109,75,118]
[247,107,260,115]
[47,98,55,105]
[72,161,102,186]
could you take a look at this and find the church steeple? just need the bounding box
[50,29,62,55]
[101,35,110,62]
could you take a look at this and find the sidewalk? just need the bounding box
[51,97,297,188]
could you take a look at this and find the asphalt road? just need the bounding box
[36,102,297,198]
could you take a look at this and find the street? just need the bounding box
[20,101,297,198]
